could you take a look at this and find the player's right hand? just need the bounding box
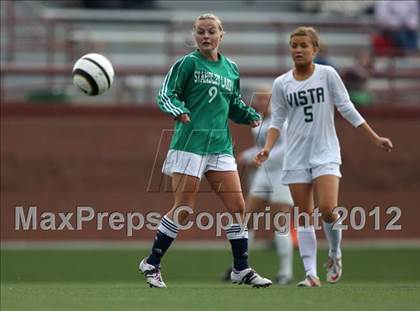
[254,148,270,166]
[176,114,190,123]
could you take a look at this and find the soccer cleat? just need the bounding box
[326,256,342,283]
[296,274,321,287]
[139,258,167,288]
[231,268,272,288]
[275,274,293,285]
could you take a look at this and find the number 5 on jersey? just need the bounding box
[208,86,218,103]
[304,106,313,122]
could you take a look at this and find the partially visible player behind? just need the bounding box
[223,87,295,285]
[256,26,393,287]
[139,13,272,288]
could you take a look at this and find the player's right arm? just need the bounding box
[157,56,193,121]
[255,78,287,166]
[239,146,260,165]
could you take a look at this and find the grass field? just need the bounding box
[1,247,420,311]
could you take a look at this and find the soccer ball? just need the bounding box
[72,53,114,96]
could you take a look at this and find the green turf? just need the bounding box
[1,248,420,311]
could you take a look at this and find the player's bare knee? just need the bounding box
[296,206,314,227]
[321,207,338,223]
[177,210,194,225]
[171,204,194,225]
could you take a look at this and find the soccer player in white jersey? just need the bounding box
[255,27,393,287]
[242,88,295,284]
[222,88,295,284]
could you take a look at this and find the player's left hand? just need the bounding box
[176,114,191,123]
[375,136,393,152]
[254,148,270,166]
[250,120,261,128]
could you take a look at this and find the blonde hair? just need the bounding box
[193,13,224,33]
[289,26,319,48]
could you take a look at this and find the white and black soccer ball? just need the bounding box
[72,53,114,96]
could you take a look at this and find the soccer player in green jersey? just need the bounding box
[139,13,272,288]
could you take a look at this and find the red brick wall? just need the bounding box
[1,104,419,241]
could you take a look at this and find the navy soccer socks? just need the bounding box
[226,223,249,271]
[147,216,179,266]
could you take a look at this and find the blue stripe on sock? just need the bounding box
[226,227,248,233]
[162,217,179,233]
[226,225,248,231]
[162,217,178,230]
[162,226,178,235]
[160,222,178,235]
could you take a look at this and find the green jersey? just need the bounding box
[157,50,260,155]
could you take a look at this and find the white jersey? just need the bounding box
[241,117,293,204]
[241,116,287,171]
[269,64,365,170]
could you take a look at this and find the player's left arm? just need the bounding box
[228,79,261,127]
[356,122,393,152]
[328,67,393,152]
[238,146,260,165]
[229,95,261,126]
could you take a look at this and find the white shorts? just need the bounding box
[280,163,341,184]
[249,168,294,205]
[162,150,237,179]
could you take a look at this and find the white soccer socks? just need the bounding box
[274,230,293,281]
[322,220,342,259]
[323,220,343,283]
[297,226,318,278]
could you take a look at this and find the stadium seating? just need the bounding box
[1,0,419,105]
